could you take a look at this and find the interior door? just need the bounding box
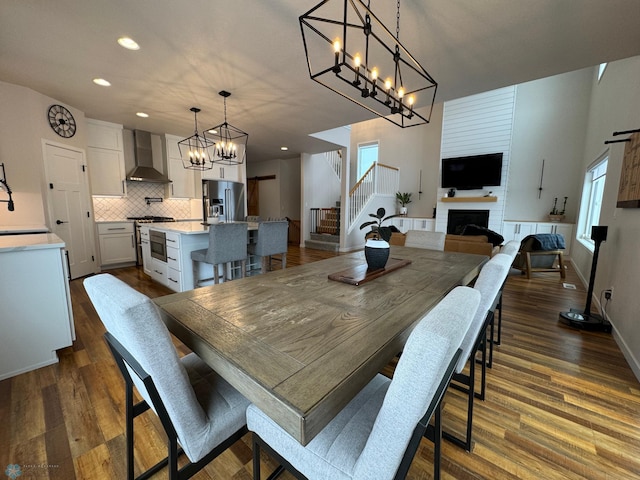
[247,178,259,216]
[43,142,96,279]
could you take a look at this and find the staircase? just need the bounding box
[306,203,341,252]
[304,162,399,252]
[305,232,340,252]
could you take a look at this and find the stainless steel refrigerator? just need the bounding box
[202,180,246,222]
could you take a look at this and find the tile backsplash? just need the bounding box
[92,182,196,221]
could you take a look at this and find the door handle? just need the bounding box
[56,220,69,225]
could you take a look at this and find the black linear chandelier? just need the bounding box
[178,107,215,171]
[299,0,437,128]
[203,91,248,166]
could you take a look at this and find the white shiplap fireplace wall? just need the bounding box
[436,86,516,234]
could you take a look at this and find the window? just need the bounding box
[577,156,608,250]
[598,62,608,82]
[357,141,378,179]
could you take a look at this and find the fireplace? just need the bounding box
[447,209,490,234]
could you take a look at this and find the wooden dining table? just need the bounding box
[154,245,487,445]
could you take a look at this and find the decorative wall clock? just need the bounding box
[47,104,76,138]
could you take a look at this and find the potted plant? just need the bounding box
[359,207,398,270]
[549,196,568,222]
[395,192,412,215]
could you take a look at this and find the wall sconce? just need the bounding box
[0,163,15,211]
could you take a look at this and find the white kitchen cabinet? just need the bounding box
[201,163,241,182]
[0,234,74,380]
[86,119,126,196]
[97,222,136,267]
[140,226,152,275]
[141,223,210,292]
[536,222,574,256]
[503,221,574,256]
[502,221,536,242]
[391,217,413,233]
[411,218,435,231]
[164,134,198,199]
[148,256,168,286]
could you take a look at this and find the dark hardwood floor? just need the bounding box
[1,246,639,479]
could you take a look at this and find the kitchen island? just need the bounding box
[141,221,258,292]
[0,233,74,380]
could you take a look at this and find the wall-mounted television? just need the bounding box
[441,153,503,190]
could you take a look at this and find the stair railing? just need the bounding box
[347,163,399,230]
[324,150,342,181]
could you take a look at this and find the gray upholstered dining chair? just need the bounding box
[489,240,519,350]
[247,220,288,274]
[444,253,512,452]
[83,273,250,480]
[191,222,248,285]
[404,230,446,251]
[247,286,481,480]
[501,240,521,259]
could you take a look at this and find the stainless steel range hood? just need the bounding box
[127,130,170,183]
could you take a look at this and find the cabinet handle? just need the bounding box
[167,238,177,243]
[169,278,178,283]
[107,227,126,231]
[122,180,125,195]
[167,256,177,261]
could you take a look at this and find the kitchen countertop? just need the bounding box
[94,219,133,223]
[0,225,49,235]
[144,221,258,235]
[0,233,66,252]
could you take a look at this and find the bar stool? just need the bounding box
[191,223,248,286]
[247,220,288,274]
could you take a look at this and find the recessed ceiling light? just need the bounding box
[136,112,149,118]
[117,36,140,50]
[207,129,218,134]
[93,78,111,87]
[280,146,289,151]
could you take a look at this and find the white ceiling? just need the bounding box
[2,0,640,162]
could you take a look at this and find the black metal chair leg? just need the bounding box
[253,437,261,480]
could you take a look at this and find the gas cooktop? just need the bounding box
[127,216,176,223]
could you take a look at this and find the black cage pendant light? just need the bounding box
[178,107,215,170]
[203,91,248,165]
[299,0,437,128]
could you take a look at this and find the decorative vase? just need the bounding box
[399,206,408,216]
[364,239,390,271]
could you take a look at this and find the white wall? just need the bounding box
[507,68,592,222]
[246,158,302,220]
[348,70,594,235]
[0,81,87,227]
[572,56,640,379]
[438,86,515,234]
[349,103,444,218]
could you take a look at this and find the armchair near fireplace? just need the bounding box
[512,234,566,279]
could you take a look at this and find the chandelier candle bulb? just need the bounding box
[333,39,341,72]
[370,68,378,97]
[353,55,361,85]
[385,79,392,104]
